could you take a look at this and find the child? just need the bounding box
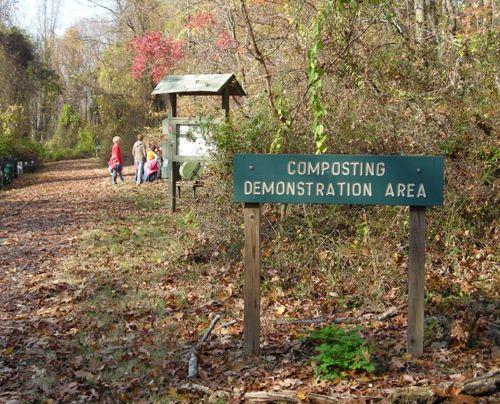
[108,136,125,184]
[147,145,158,161]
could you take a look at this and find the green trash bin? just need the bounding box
[179,161,203,181]
[2,162,15,185]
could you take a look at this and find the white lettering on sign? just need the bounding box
[385,183,394,197]
[248,180,424,199]
[238,156,442,206]
[408,183,415,197]
[397,183,406,197]
[254,181,261,195]
[417,183,426,198]
[385,183,427,198]
[287,161,386,177]
[363,183,372,196]
[316,183,324,196]
[297,182,304,196]
[276,182,285,195]
[327,183,335,195]
[244,181,373,197]
[263,182,274,194]
[246,161,430,201]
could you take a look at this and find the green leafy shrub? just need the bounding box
[0,104,48,161]
[45,104,96,160]
[75,126,96,155]
[0,133,49,162]
[211,111,275,176]
[43,145,94,161]
[308,325,375,379]
[51,104,82,149]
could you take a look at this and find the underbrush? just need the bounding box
[44,124,97,161]
[0,103,96,163]
[48,162,496,399]
[66,165,497,319]
[0,136,46,162]
[42,146,95,162]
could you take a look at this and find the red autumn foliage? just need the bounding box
[186,12,216,29]
[216,30,237,51]
[130,32,184,83]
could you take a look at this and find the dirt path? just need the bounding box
[0,159,133,401]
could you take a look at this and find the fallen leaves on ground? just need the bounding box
[0,159,498,402]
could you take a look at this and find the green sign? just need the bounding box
[233,154,444,206]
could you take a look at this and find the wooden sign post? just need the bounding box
[234,154,444,359]
[243,203,261,357]
[408,205,426,356]
[167,94,177,213]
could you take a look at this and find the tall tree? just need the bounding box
[415,0,426,42]
[0,0,15,25]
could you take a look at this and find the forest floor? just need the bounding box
[0,159,498,402]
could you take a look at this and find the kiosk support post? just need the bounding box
[168,94,177,212]
[408,206,426,357]
[222,87,230,119]
[243,202,261,358]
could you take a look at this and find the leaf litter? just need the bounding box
[0,159,498,402]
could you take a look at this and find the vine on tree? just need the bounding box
[307,0,335,154]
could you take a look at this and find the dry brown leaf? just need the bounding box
[450,320,469,343]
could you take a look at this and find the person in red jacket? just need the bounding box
[108,136,125,184]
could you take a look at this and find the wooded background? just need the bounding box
[1,0,497,160]
[1,0,497,254]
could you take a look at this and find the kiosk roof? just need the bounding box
[151,74,246,96]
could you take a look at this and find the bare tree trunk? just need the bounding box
[444,0,457,32]
[228,9,247,87]
[415,0,426,42]
[425,0,439,42]
[483,0,494,26]
[493,0,500,27]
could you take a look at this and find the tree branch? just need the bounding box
[240,0,285,123]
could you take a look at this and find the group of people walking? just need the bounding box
[107,134,164,185]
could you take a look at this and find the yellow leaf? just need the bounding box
[66,328,79,336]
[296,390,308,400]
[402,353,412,361]
[231,362,245,372]
[275,304,286,316]
[219,327,230,335]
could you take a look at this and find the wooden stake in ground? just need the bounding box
[244,202,261,358]
[167,93,177,212]
[408,206,426,357]
[188,314,221,379]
